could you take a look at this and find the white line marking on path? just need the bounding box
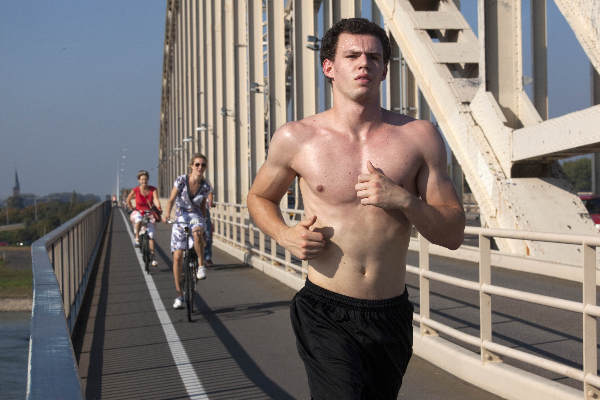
[119,209,209,399]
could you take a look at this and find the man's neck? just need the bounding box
[330,93,383,138]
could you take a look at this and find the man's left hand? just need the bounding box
[355,161,411,209]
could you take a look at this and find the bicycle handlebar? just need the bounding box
[165,218,201,225]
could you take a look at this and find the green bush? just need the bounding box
[562,157,591,192]
[0,198,97,244]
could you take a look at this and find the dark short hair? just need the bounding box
[320,18,391,67]
[137,170,149,179]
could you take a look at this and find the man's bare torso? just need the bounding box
[289,109,422,299]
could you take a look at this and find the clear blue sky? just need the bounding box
[0,0,165,199]
[0,1,593,200]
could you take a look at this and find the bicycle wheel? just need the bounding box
[184,252,194,322]
[190,248,199,283]
[190,252,198,295]
[141,234,150,274]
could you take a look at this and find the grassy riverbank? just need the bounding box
[0,249,33,310]
[0,261,32,298]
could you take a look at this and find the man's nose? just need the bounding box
[357,53,369,68]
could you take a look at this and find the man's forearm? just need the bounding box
[247,193,289,242]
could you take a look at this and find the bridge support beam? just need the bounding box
[373,0,598,263]
[161,0,600,265]
[531,0,548,120]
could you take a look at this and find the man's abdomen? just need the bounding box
[307,213,411,299]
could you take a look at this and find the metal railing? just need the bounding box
[27,201,111,400]
[211,202,600,400]
[413,227,600,399]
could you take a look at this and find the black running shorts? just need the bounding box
[290,279,414,400]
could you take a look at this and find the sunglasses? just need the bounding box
[194,162,207,167]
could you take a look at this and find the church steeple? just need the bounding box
[13,169,20,197]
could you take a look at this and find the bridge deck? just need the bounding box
[72,210,500,399]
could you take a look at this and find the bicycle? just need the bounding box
[168,218,200,322]
[139,210,154,274]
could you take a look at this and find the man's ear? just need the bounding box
[381,64,388,82]
[322,58,334,80]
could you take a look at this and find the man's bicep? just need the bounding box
[250,160,296,203]
[249,124,299,202]
[420,169,462,210]
[416,124,461,208]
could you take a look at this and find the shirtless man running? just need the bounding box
[248,18,465,399]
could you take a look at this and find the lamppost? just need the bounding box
[172,147,182,182]
[183,136,193,165]
[116,148,127,202]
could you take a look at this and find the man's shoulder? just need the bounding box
[267,114,328,166]
[383,110,433,130]
[383,112,439,141]
[275,113,326,141]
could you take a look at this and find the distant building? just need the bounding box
[2,170,100,208]
[12,170,20,197]
[7,170,24,209]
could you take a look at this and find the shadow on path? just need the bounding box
[193,293,296,400]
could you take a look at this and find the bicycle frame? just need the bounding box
[139,211,153,274]
[183,224,198,321]
[168,218,200,322]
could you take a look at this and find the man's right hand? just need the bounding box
[277,215,326,260]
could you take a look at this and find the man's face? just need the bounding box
[323,33,387,101]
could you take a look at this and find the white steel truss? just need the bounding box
[159,0,600,263]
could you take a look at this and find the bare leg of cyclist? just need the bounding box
[192,229,205,266]
[192,228,207,280]
[134,221,141,246]
[149,239,158,266]
[172,250,184,309]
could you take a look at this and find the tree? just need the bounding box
[0,195,97,244]
[6,195,24,209]
[562,157,591,192]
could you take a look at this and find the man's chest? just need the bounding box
[294,134,421,203]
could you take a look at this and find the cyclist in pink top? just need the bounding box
[126,170,163,266]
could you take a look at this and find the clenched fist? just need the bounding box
[355,161,411,209]
[277,215,326,260]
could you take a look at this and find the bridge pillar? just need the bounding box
[593,67,600,194]
[531,0,548,120]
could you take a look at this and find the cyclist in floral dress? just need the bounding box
[163,154,211,309]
